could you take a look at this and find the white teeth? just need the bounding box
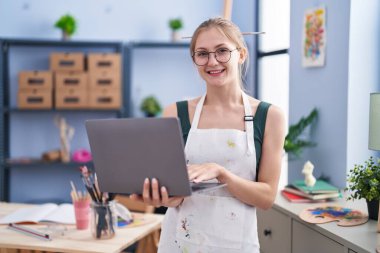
[209,70,223,74]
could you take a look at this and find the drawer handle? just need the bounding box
[263,229,272,236]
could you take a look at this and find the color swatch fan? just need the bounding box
[299,205,368,227]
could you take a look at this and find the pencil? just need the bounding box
[8,223,52,241]
[70,181,79,201]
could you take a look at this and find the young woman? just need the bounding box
[130,17,286,253]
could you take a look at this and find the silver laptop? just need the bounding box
[85,117,225,196]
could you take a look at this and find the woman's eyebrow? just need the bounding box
[195,44,228,51]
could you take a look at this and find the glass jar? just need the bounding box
[90,201,117,239]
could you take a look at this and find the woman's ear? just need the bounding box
[238,48,247,65]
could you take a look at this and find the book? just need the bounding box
[281,190,327,203]
[0,203,75,224]
[283,185,341,200]
[292,180,340,194]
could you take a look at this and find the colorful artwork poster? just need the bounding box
[302,6,326,67]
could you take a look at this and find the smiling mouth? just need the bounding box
[207,69,225,75]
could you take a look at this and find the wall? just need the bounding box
[289,0,380,188]
[0,0,255,203]
[0,0,222,41]
[347,0,380,169]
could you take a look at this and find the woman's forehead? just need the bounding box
[195,27,235,49]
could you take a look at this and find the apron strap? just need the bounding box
[242,93,254,156]
[190,94,206,130]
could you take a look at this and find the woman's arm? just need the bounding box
[188,105,286,209]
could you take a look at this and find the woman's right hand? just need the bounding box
[129,178,184,208]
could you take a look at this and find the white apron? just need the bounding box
[158,92,260,253]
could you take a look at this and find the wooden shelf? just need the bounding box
[4,108,124,113]
[4,160,94,169]
[129,41,190,48]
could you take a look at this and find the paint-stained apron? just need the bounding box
[158,92,260,253]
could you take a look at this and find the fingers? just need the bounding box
[142,178,151,202]
[187,164,202,181]
[151,178,161,207]
[161,186,184,207]
[160,186,169,204]
[188,163,222,183]
[140,178,162,207]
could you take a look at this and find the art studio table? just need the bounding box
[0,202,164,253]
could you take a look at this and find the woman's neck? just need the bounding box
[204,85,243,107]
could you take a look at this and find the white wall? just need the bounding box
[347,0,380,170]
[0,0,222,41]
[289,0,380,188]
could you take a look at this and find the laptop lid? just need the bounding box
[85,117,192,196]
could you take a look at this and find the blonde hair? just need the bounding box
[190,17,249,88]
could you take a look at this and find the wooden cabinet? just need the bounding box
[257,207,291,253]
[292,219,344,253]
[257,196,377,253]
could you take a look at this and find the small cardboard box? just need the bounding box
[55,88,88,109]
[55,72,88,90]
[18,88,52,109]
[18,71,53,89]
[89,88,121,109]
[88,71,120,89]
[50,52,85,72]
[87,53,121,73]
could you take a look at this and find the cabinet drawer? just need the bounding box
[257,208,291,253]
[292,220,344,253]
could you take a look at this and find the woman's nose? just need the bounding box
[207,52,219,65]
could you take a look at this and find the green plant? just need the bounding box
[168,18,183,31]
[284,108,318,157]
[140,96,162,117]
[55,14,77,36]
[346,156,380,201]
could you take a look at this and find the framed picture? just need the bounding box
[302,6,326,68]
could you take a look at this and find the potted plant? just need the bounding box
[284,108,318,158]
[168,18,183,42]
[346,156,380,220]
[140,96,162,117]
[55,14,77,40]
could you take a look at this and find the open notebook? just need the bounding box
[0,203,75,224]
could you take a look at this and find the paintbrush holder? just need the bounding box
[90,201,117,239]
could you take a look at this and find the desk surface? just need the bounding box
[0,202,164,253]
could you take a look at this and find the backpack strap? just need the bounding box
[254,101,271,181]
[176,101,191,144]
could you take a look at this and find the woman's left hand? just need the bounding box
[187,163,225,183]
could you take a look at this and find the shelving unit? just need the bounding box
[0,38,128,202]
[0,39,200,203]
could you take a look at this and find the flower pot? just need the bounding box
[366,199,379,220]
[62,31,71,41]
[171,31,181,42]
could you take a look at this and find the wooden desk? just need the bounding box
[0,202,164,253]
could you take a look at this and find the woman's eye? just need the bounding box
[217,48,229,54]
[196,51,208,57]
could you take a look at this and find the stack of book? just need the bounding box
[281,180,341,203]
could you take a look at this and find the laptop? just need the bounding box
[85,117,225,196]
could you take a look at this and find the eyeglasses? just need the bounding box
[192,48,239,66]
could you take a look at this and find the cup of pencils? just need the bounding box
[71,181,91,230]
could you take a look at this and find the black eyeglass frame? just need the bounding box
[191,48,240,66]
